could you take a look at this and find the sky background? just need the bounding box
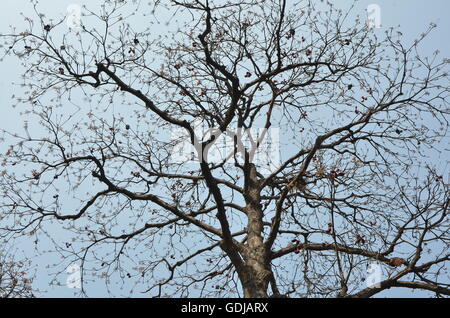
[0,0,449,298]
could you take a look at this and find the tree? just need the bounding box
[0,0,449,298]
[0,250,35,298]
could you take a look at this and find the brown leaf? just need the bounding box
[389,257,406,267]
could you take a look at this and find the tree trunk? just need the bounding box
[241,265,271,298]
[239,162,272,298]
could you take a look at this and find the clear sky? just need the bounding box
[0,0,449,298]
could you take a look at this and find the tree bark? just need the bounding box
[239,162,272,298]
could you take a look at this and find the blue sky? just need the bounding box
[0,0,449,298]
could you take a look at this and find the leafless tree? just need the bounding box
[0,0,449,298]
